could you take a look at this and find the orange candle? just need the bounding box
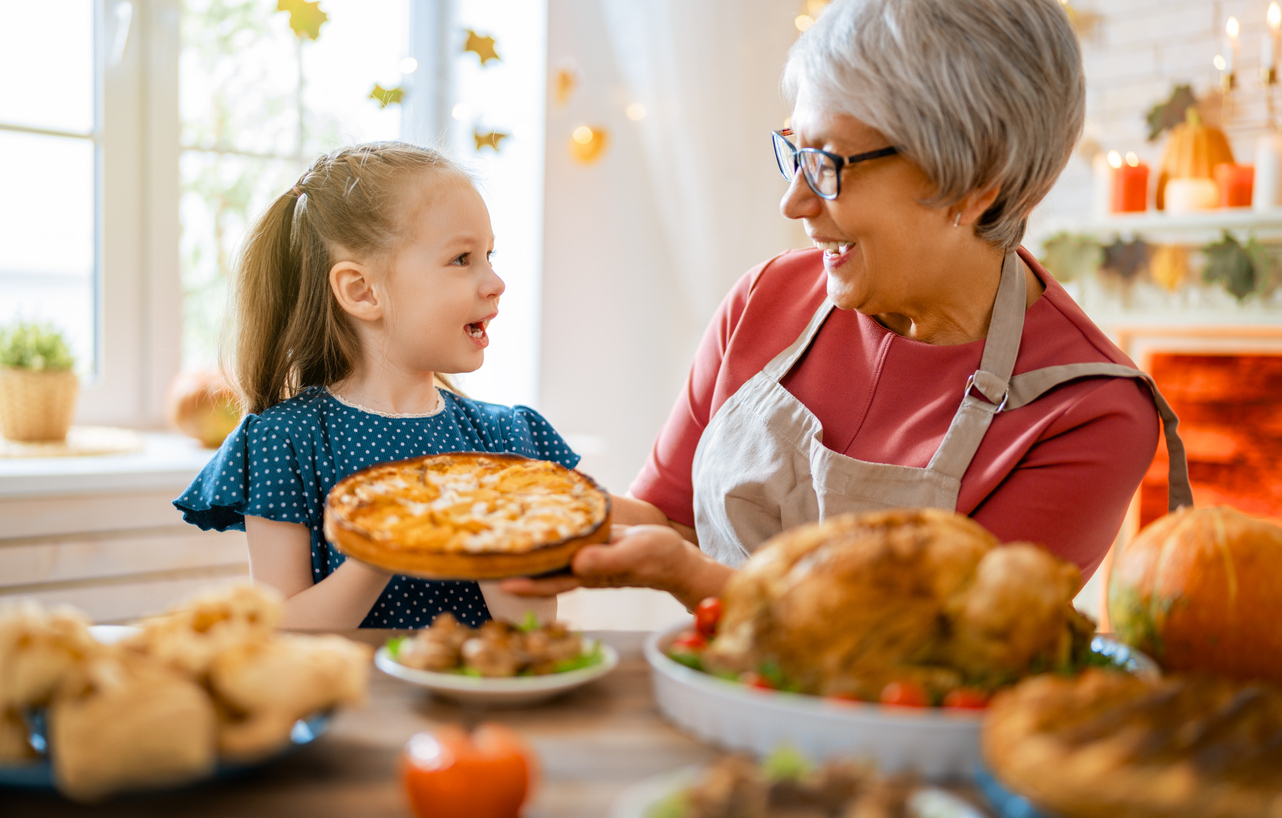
[1110,151,1149,213]
[1215,163,1255,207]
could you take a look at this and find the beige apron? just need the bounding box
[691,252,1194,567]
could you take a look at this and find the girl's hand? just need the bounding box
[499,525,732,610]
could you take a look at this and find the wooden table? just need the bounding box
[6,630,719,818]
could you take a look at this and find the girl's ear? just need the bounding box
[329,260,383,321]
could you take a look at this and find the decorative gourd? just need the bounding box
[1155,108,1235,210]
[166,370,241,448]
[1107,506,1282,684]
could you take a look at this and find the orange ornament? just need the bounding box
[1107,506,1282,684]
[1155,108,1235,210]
[402,724,536,818]
[166,370,241,448]
[569,125,608,164]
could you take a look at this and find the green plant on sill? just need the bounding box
[0,321,75,372]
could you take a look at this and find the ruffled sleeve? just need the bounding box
[501,405,580,470]
[173,413,312,532]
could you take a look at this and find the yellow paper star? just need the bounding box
[553,67,577,106]
[276,0,328,41]
[463,30,500,66]
[369,84,405,108]
[474,129,510,153]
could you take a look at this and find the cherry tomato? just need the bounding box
[942,688,990,710]
[402,724,536,818]
[670,630,708,653]
[741,671,776,690]
[693,597,724,638]
[879,680,930,708]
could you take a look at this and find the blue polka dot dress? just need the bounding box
[173,386,580,628]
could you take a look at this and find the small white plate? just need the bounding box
[374,640,619,706]
[608,764,989,818]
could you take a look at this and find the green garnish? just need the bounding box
[645,790,690,818]
[385,636,408,658]
[518,611,541,633]
[761,746,812,782]
[668,651,704,672]
[552,641,604,673]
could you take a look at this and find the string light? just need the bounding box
[625,103,647,121]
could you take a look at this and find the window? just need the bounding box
[1,0,544,428]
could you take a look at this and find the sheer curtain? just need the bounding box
[600,0,804,324]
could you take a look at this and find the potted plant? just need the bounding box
[0,320,78,442]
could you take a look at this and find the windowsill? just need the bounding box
[0,432,217,499]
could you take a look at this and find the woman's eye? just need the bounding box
[452,253,469,266]
[486,250,496,263]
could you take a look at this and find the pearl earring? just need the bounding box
[953,212,961,227]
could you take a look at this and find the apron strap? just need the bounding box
[927,251,1027,478]
[1006,363,1194,513]
[760,298,838,382]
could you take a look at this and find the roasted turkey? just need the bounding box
[702,508,1093,699]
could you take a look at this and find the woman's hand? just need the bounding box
[499,524,732,611]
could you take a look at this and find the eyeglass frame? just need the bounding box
[772,127,899,200]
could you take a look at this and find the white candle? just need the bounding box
[1092,152,1114,219]
[1164,178,1220,213]
[1268,4,1282,75]
[1225,16,1240,76]
[1255,132,1282,210]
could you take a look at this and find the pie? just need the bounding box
[324,453,611,579]
[983,668,1282,818]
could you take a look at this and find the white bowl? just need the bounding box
[645,622,1159,779]
[374,639,619,706]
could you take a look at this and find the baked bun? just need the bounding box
[324,453,611,580]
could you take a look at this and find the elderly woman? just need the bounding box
[506,0,1190,609]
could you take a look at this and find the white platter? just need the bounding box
[374,639,619,706]
[645,621,1158,780]
[607,764,989,818]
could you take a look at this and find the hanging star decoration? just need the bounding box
[1202,233,1263,301]
[277,0,328,41]
[1099,238,1149,282]
[1040,232,1103,282]
[474,128,510,153]
[369,84,405,109]
[463,30,500,66]
[553,66,578,106]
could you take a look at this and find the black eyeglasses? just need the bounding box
[772,128,899,200]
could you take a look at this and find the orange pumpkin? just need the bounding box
[1107,506,1282,684]
[1155,108,1235,210]
[166,370,242,448]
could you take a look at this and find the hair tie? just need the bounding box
[290,184,303,198]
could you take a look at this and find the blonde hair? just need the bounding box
[229,142,468,414]
[784,0,1084,250]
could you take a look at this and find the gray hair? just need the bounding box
[783,0,1084,249]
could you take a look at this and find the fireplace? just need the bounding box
[1089,326,1282,626]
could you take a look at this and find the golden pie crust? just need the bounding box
[324,453,611,580]
[983,669,1282,818]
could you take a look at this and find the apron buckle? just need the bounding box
[964,372,1010,413]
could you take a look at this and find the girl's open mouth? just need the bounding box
[466,318,492,345]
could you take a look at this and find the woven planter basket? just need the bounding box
[0,367,79,442]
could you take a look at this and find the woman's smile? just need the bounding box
[813,238,855,271]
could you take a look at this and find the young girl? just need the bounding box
[174,142,580,630]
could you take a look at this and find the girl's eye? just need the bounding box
[452,253,470,266]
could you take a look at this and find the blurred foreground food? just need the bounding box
[0,584,371,801]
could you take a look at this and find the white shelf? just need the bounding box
[0,431,217,499]
[1034,208,1282,242]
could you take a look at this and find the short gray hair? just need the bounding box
[783,0,1084,250]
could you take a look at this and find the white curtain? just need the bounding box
[599,0,805,324]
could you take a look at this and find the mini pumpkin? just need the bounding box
[166,370,242,449]
[1155,108,1235,210]
[1107,506,1282,684]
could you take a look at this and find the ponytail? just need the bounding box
[225,143,467,414]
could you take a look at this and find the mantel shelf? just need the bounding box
[1035,208,1282,241]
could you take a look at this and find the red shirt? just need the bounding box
[630,247,1159,579]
